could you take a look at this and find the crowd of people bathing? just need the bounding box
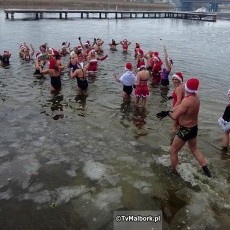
[0,37,172,99]
[1,37,229,179]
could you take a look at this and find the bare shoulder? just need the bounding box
[175,84,184,93]
[184,94,200,105]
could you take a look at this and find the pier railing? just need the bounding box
[4,9,217,22]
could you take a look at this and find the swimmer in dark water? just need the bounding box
[108,39,119,51]
[39,58,62,93]
[19,43,34,61]
[33,52,45,78]
[120,39,131,53]
[70,66,88,96]
[0,50,11,68]
[114,62,136,103]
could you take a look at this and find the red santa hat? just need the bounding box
[185,78,199,93]
[172,72,183,82]
[125,62,132,71]
[52,50,60,57]
[138,65,146,71]
[138,49,144,55]
[36,52,42,59]
[49,59,57,69]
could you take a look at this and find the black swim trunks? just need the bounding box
[51,76,61,90]
[123,85,133,95]
[77,78,88,91]
[176,125,198,141]
[161,79,169,87]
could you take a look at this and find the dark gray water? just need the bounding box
[0,10,230,230]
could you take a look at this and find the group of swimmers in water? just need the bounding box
[1,37,229,178]
[0,38,173,105]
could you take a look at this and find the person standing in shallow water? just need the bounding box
[0,51,11,68]
[108,39,119,51]
[114,62,136,103]
[218,89,230,152]
[134,65,150,108]
[39,59,62,93]
[156,78,212,177]
[160,47,173,90]
[169,72,185,140]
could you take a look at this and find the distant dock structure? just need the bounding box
[4,9,217,22]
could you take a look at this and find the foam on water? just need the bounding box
[22,185,89,205]
[131,180,153,194]
[93,187,123,211]
[83,160,107,181]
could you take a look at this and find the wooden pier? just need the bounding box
[4,9,217,22]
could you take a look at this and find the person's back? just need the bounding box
[138,69,149,86]
[176,94,200,128]
[76,68,86,80]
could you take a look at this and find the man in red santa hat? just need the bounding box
[156,78,212,177]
